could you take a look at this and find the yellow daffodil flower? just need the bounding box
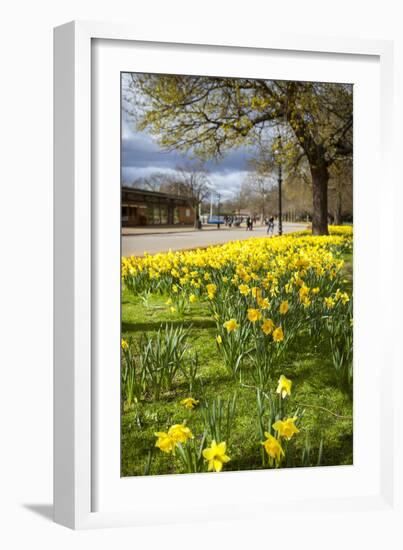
[272,417,299,440]
[180,397,199,410]
[216,334,222,344]
[223,319,239,332]
[339,292,349,304]
[154,431,176,454]
[262,319,274,335]
[206,283,217,299]
[299,285,310,301]
[251,287,262,300]
[285,282,293,294]
[202,440,231,472]
[262,433,284,463]
[279,300,289,314]
[168,424,193,444]
[238,284,250,296]
[247,308,262,323]
[189,294,197,303]
[206,283,217,294]
[276,374,292,398]
[257,297,270,310]
[272,326,284,342]
[121,338,129,351]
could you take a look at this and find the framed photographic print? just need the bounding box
[54,21,399,530]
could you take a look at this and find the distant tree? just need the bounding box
[123,75,352,235]
[242,171,274,222]
[223,186,250,215]
[130,172,167,192]
[163,163,211,228]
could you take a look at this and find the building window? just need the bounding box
[160,205,168,224]
[185,208,190,217]
[146,204,163,224]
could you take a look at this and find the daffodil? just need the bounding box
[206,283,217,299]
[189,294,197,303]
[216,334,222,344]
[247,308,262,323]
[223,319,239,332]
[154,431,176,453]
[338,291,349,304]
[324,296,335,309]
[121,338,129,351]
[262,433,284,463]
[206,283,217,295]
[272,417,299,440]
[257,297,270,310]
[168,424,193,444]
[276,374,292,398]
[251,287,262,299]
[279,300,289,314]
[284,282,293,294]
[299,285,310,301]
[272,326,284,342]
[181,397,199,410]
[262,319,274,335]
[238,284,250,296]
[202,440,231,472]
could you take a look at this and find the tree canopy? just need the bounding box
[123,74,353,234]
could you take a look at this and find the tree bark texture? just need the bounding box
[310,164,329,235]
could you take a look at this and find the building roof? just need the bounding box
[121,185,191,203]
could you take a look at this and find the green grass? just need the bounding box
[121,259,353,477]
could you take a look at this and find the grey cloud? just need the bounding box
[122,133,252,172]
[122,113,257,197]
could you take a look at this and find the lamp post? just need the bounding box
[217,192,221,229]
[275,136,283,236]
[278,162,283,236]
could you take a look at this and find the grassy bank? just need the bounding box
[121,257,353,476]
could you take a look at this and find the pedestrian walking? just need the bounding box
[267,216,275,236]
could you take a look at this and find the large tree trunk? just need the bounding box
[193,201,200,229]
[310,164,329,235]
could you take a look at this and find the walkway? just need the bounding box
[122,222,307,256]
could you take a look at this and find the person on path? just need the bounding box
[267,216,275,236]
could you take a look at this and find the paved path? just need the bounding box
[122,224,222,236]
[122,222,307,256]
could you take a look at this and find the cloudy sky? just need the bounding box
[121,91,257,201]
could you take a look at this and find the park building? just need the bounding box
[121,186,195,227]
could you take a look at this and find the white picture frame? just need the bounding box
[54,20,399,530]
